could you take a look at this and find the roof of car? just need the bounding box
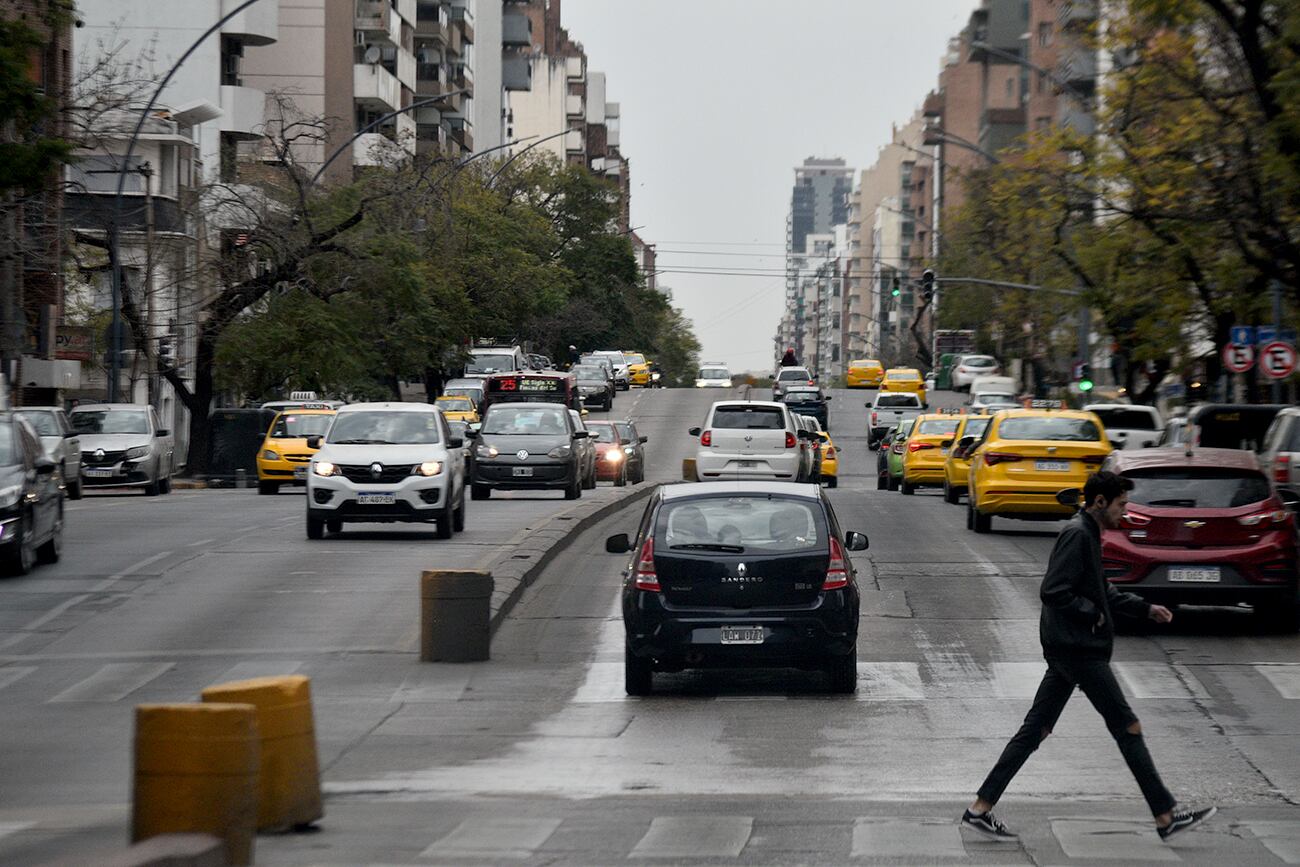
[70,403,148,411]
[664,481,823,501]
[1190,403,1288,422]
[712,400,785,409]
[1083,403,1153,412]
[14,406,62,412]
[992,408,1096,420]
[336,402,436,413]
[1109,447,1262,473]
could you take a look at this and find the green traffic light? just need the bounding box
[891,288,900,297]
[1079,378,1094,392]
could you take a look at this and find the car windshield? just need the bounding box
[327,411,442,444]
[482,406,569,436]
[586,424,618,443]
[998,417,1102,441]
[917,419,960,435]
[658,496,823,553]
[1125,468,1271,509]
[777,369,809,381]
[625,353,646,365]
[711,406,786,430]
[1091,409,1159,430]
[271,413,334,438]
[71,409,149,435]
[876,394,920,407]
[438,398,474,413]
[615,422,635,441]
[465,353,515,375]
[698,368,729,379]
[572,365,605,379]
[0,423,14,465]
[16,410,59,436]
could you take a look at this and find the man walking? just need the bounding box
[961,471,1215,842]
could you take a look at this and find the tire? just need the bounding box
[625,647,653,696]
[1258,597,1300,633]
[258,480,279,496]
[966,498,974,529]
[471,483,490,501]
[306,515,325,540]
[614,467,627,487]
[2,516,35,576]
[827,475,838,488]
[943,482,958,505]
[887,474,900,492]
[877,472,888,491]
[564,477,581,500]
[67,478,83,500]
[436,496,454,539]
[143,476,160,496]
[453,486,466,532]
[583,465,597,490]
[827,650,858,694]
[36,512,62,564]
[326,518,343,535]
[901,479,915,495]
[159,472,172,494]
[970,498,992,534]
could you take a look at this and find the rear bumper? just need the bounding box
[696,451,801,481]
[903,460,946,484]
[1104,537,1297,603]
[974,478,1090,517]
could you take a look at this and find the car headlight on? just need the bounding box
[476,445,498,459]
[412,460,443,477]
[0,485,21,508]
[125,445,151,460]
[312,461,340,477]
[262,449,281,461]
[548,445,572,459]
[624,445,635,454]
[604,449,624,463]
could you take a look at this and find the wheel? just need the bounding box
[453,486,466,532]
[159,472,172,494]
[614,467,627,487]
[326,518,343,535]
[901,479,915,495]
[471,483,490,500]
[258,480,279,495]
[435,496,454,539]
[1258,597,1300,633]
[36,513,62,564]
[2,516,35,576]
[943,482,958,504]
[67,477,82,500]
[143,476,160,496]
[827,650,858,694]
[625,646,653,696]
[970,498,992,534]
[887,474,900,492]
[564,477,581,500]
[877,472,888,491]
[966,498,974,529]
[583,466,597,490]
[827,475,838,488]
[306,515,325,540]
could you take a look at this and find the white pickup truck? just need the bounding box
[867,392,925,449]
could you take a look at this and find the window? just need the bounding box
[1037,70,1048,93]
[1038,22,1053,47]
[711,407,786,430]
[657,496,823,553]
[68,155,146,193]
[329,411,444,443]
[1005,77,1015,98]
[1124,468,1270,509]
[1090,409,1159,431]
[998,417,1102,442]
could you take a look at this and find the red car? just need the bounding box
[1100,448,1298,631]
[585,421,630,486]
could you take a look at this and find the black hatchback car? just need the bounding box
[0,412,64,574]
[781,387,831,430]
[607,482,867,695]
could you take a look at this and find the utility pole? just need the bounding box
[141,162,155,408]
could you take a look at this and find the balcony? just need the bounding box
[564,127,584,154]
[447,117,473,152]
[502,12,531,47]
[221,0,277,46]
[1057,0,1098,30]
[396,0,417,25]
[1059,100,1097,136]
[355,0,401,45]
[450,5,474,44]
[354,63,401,111]
[218,85,265,137]
[415,2,450,43]
[354,132,402,168]
[565,93,583,118]
[1059,45,1098,93]
[451,62,473,97]
[565,55,584,81]
[416,62,449,96]
[503,55,532,91]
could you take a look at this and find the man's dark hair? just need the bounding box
[1083,470,1134,506]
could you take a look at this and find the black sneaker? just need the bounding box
[960,809,1019,841]
[1158,806,1217,841]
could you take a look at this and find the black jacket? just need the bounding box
[1039,510,1151,659]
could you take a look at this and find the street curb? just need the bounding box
[483,484,657,635]
[170,479,209,490]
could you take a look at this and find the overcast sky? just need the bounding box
[561,0,979,373]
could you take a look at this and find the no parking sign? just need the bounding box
[1259,341,1297,380]
[1222,343,1254,373]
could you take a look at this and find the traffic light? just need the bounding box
[921,269,936,303]
[1078,362,1094,393]
[891,276,901,298]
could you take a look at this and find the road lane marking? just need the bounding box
[853,817,966,859]
[213,660,303,684]
[1247,820,1300,864]
[90,550,173,592]
[48,662,175,703]
[0,821,35,842]
[0,595,91,650]
[0,666,36,692]
[422,816,561,860]
[186,538,216,547]
[1050,818,1179,861]
[1254,664,1300,699]
[1114,662,1209,700]
[630,816,753,858]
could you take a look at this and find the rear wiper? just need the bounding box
[669,543,746,552]
[1146,498,1197,507]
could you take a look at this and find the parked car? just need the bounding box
[0,412,64,574]
[613,419,648,484]
[608,481,868,694]
[1084,403,1163,450]
[868,392,925,449]
[1100,447,1298,631]
[573,363,616,411]
[1259,406,1300,498]
[304,402,465,539]
[1158,404,1286,451]
[781,386,831,430]
[69,403,174,496]
[15,406,81,500]
[690,400,812,482]
[568,409,599,490]
[951,355,1001,391]
[772,366,816,401]
[467,402,590,499]
[585,420,629,486]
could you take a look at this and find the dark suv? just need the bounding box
[607,481,867,695]
[466,402,591,500]
[781,387,831,431]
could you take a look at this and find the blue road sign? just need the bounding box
[1230,326,1255,345]
[1256,326,1297,344]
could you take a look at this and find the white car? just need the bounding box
[1083,403,1163,450]
[305,402,466,539]
[15,407,82,499]
[970,392,1020,413]
[695,364,731,388]
[951,355,1001,391]
[688,400,809,481]
[773,366,815,400]
[590,350,631,391]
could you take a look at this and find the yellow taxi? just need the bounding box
[256,407,336,495]
[881,367,927,404]
[966,406,1111,533]
[900,413,963,494]
[623,351,651,387]
[942,413,992,504]
[846,359,885,389]
[817,429,839,488]
[435,395,479,424]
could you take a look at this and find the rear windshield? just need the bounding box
[444,387,484,404]
[777,369,810,381]
[712,406,786,430]
[887,371,918,380]
[975,393,1016,404]
[1091,409,1158,430]
[438,398,474,412]
[271,413,334,438]
[1124,468,1271,509]
[961,417,991,439]
[917,419,960,435]
[657,496,824,553]
[572,365,605,379]
[783,391,822,403]
[998,417,1101,441]
[962,356,995,367]
[876,394,921,408]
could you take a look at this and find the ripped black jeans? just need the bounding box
[976,656,1176,817]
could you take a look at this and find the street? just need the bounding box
[2,387,1299,865]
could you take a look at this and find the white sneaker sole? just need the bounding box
[959,819,1020,842]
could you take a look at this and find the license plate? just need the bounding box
[720,626,765,645]
[356,493,396,505]
[940,448,949,455]
[512,467,534,477]
[1035,460,1071,472]
[737,460,759,469]
[1168,566,1221,583]
[85,468,113,478]
[293,467,307,480]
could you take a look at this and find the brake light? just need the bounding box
[633,537,660,591]
[1238,510,1291,527]
[785,431,797,449]
[826,447,836,457]
[701,430,712,447]
[1082,454,1106,465]
[1121,511,1151,527]
[1275,454,1290,483]
[984,452,1023,465]
[807,379,815,386]
[908,441,936,452]
[823,536,850,590]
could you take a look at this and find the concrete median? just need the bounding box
[200,675,323,833]
[132,703,259,866]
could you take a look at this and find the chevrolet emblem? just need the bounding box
[1184,520,1206,529]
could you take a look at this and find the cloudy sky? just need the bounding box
[561,0,979,373]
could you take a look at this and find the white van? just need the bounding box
[968,375,1016,402]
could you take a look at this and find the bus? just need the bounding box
[481,371,579,414]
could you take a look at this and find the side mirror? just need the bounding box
[1055,488,1082,507]
[864,402,872,408]
[845,531,869,551]
[306,435,323,449]
[155,429,170,437]
[639,436,648,444]
[1278,489,1300,515]
[605,532,632,554]
[688,426,701,437]
[35,457,56,475]
[824,395,833,401]
[463,428,479,439]
[448,436,464,449]
[63,430,78,438]
[940,438,954,449]
[573,430,591,439]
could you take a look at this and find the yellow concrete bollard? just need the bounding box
[682,457,698,482]
[132,702,259,866]
[201,675,323,833]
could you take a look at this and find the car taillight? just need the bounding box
[908,441,936,452]
[633,537,660,591]
[1238,510,1291,527]
[1121,511,1151,527]
[871,411,878,425]
[826,447,836,457]
[823,536,849,591]
[785,431,796,449]
[1275,454,1290,483]
[701,430,712,447]
[983,451,1023,466]
[1082,454,1106,465]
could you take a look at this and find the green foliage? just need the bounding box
[0,16,72,191]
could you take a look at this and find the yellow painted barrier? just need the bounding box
[132,702,259,866]
[682,458,698,482]
[201,675,323,833]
